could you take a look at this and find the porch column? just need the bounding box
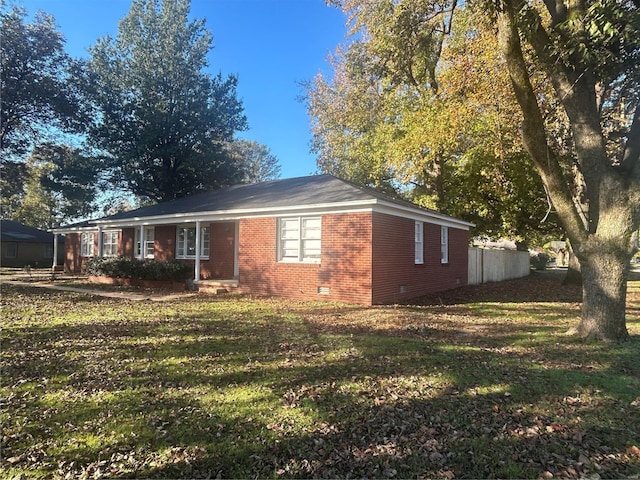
[194,220,201,281]
[52,233,58,270]
[97,227,103,257]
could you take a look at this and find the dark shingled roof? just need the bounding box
[56,175,471,231]
[1,220,62,243]
[100,174,442,221]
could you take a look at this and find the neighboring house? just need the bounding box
[53,175,473,304]
[1,220,64,268]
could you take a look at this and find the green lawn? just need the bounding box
[1,273,639,479]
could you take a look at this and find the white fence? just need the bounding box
[468,247,530,285]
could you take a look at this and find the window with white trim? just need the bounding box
[102,231,119,257]
[415,221,424,264]
[278,216,321,263]
[81,232,94,257]
[176,226,209,259]
[441,226,449,264]
[135,227,155,259]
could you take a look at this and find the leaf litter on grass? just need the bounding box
[1,273,639,479]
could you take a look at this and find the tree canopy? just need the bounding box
[314,0,639,341]
[307,5,562,248]
[88,0,248,203]
[1,0,280,227]
[1,145,100,229]
[226,139,282,184]
[0,5,99,228]
[0,5,88,158]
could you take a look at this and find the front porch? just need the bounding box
[130,221,239,284]
[194,278,239,295]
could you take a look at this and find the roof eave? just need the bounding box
[374,200,475,229]
[50,225,96,234]
[92,199,380,228]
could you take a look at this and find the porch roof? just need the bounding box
[53,174,474,232]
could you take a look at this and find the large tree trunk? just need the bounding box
[562,241,582,286]
[573,251,629,341]
[496,3,638,342]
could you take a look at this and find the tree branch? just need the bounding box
[520,2,609,232]
[542,0,567,26]
[496,0,589,246]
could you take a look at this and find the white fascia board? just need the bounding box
[374,201,475,230]
[50,225,99,234]
[93,200,379,228]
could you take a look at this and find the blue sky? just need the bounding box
[17,0,347,179]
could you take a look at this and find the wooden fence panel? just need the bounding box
[468,248,529,285]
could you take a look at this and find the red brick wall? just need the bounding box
[64,231,100,273]
[112,230,123,256]
[138,223,235,280]
[121,228,135,258]
[154,225,176,261]
[62,214,468,302]
[64,233,81,272]
[320,213,372,303]
[371,212,468,304]
[237,213,373,304]
[201,221,235,279]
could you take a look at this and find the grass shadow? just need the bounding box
[1,280,639,479]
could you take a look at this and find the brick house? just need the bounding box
[53,175,473,304]
[1,220,65,268]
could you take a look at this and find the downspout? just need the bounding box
[194,220,201,282]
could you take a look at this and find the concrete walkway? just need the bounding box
[2,279,197,302]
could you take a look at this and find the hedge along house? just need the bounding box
[53,175,473,304]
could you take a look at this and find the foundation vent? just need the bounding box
[317,286,330,295]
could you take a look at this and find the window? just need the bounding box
[102,231,119,257]
[415,221,424,264]
[278,216,321,263]
[176,226,209,258]
[5,242,17,258]
[81,233,94,257]
[441,226,449,264]
[135,227,155,259]
[44,245,54,259]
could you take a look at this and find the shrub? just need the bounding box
[529,252,550,271]
[84,257,192,281]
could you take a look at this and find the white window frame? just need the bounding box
[415,221,424,264]
[278,216,321,263]
[81,232,94,257]
[176,225,209,259]
[441,226,449,264]
[102,231,119,257]
[135,227,155,259]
